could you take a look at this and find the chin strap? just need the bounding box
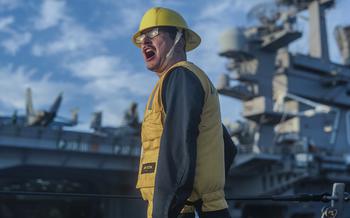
[165,29,183,59]
[159,29,183,74]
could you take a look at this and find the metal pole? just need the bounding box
[331,183,345,218]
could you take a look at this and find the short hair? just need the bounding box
[158,26,177,40]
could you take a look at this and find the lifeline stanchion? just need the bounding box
[321,183,345,218]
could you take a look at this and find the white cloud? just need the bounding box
[31,0,106,57]
[233,0,274,14]
[199,0,233,19]
[1,32,31,55]
[98,5,147,39]
[65,55,155,125]
[0,17,32,55]
[83,70,154,97]
[189,2,238,81]
[0,65,75,111]
[67,55,121,79]
[35,0,67,30]
[66,55,154,96]
[0,16,14,32]
[0,17,31,55]
[188,22,226,79]
[32,20,102,56]
[120,7,144,32]
[30,0,143,57]
[199,0,272,20]
[0,0,20,11]
[151,0,185,5]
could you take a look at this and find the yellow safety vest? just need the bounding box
[136,61,227,217]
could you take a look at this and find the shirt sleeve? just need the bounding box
[152,67,204,218]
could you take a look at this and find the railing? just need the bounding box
[0,183,348,218]
[0,125,141,157]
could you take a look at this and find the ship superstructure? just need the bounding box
[217,0,350,217]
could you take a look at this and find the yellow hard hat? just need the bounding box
[132,7,201,52]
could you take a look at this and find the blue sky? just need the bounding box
[0,0,349,131]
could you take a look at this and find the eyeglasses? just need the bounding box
[135,28,159,44]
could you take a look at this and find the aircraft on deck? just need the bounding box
[0,88,78,128]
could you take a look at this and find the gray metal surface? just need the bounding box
[0,108,142,218]
[218,0,350,217]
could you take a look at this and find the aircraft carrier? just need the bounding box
[0,88,143,217]
[1,0,350,217]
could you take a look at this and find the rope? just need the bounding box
[1,191,348,202]
[0,191,140,200]
[227,193,331,202]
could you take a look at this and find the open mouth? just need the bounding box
[143,47,156,61]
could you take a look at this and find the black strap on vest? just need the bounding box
[185,199,203,212]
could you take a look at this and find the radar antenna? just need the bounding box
[247,3,288,26]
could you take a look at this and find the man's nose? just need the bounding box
[141,36,152,46]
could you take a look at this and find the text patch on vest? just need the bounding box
[141,162,156,174]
